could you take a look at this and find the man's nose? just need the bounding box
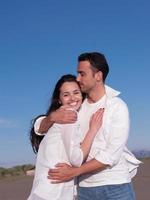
[76,75,80,82]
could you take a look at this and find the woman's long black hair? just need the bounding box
[30,74,84,154]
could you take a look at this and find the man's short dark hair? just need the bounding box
[78,52,109,82]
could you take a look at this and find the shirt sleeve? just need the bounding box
[34,116,46,136]
[95,99,130,167]
[61,122,83,167]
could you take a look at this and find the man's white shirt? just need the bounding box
[77,85,141,187]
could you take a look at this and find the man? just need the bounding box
[35,52,140,199]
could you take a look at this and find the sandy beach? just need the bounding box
[0,158,149,200]
[0,176,33,200]
[132,158,150,200]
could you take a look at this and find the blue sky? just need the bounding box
[0,0,149,167]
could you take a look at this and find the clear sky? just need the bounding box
[0,0,150,167]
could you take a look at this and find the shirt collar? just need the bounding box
[105,85,121,98]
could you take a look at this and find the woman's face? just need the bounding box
[59,81,82,111]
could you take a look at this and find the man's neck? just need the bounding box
[87,84,106,103]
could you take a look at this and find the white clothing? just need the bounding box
[78,85,141,187]
[29,85,141,197]
[28,117,83,200]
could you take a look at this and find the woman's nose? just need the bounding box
[70,94,75,101]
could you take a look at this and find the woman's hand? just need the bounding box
[80,108,105,162]
[89,108,104,135]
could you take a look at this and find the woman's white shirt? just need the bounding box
[28,116,83,200]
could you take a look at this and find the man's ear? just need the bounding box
[96,71,103,82]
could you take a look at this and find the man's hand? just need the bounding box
[38,105,77,133]
[48,163,78,183]
[52,105,77,124]
[48,160,107,184]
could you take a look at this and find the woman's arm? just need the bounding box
[80,108,104,161]
[62,108,104,167]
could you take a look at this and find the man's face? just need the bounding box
[76,61,98,94]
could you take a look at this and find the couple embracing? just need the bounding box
[28,52,141,200]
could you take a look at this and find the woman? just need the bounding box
[28,74,104,200]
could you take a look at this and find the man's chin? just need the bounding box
[81,88,87,93]
[80,86,86,92]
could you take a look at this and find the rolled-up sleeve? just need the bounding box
[34,116,46,136]
[95,99,130,167]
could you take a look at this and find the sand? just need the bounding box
[0,159,149,200]
[132,158,150,200]
[0,176,33,200]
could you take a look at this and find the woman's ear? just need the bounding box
[58,99,62,105]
